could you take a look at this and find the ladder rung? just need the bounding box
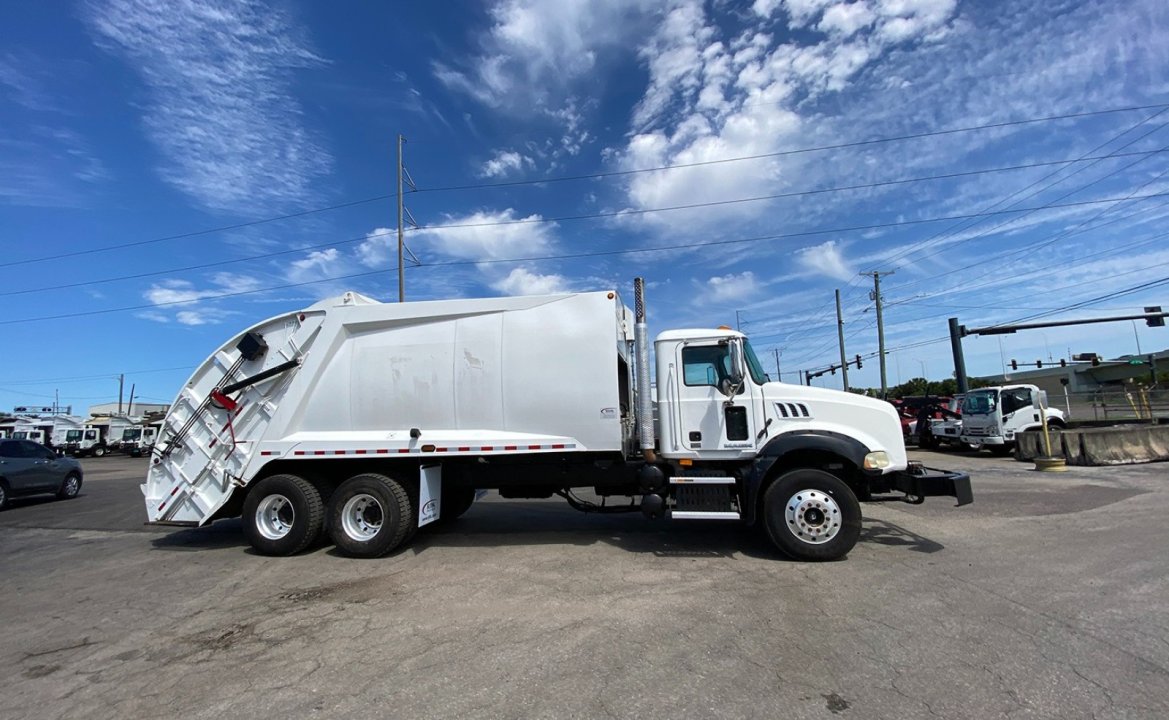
[669,477,735,484]
[670,511,741,520]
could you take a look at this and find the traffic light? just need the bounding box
[1010,359,1018,370]
[1146,306,1164,327]
[1036,360,1043,368]
[1059,359,1067,368]
[855,354,862,368]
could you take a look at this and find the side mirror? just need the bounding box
[729,340,746,386]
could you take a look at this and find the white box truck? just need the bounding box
[959,384,1065,455]
[144,279,971,561]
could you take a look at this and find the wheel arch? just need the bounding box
[744,432,869,526]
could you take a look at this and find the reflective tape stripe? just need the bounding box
[275,443,577,456]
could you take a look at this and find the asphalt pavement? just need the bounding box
[2,452,1168,719]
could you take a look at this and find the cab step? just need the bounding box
[669,477,741,520]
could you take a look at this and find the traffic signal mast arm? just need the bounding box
[961,308,1166,337]
[805,354,865,383]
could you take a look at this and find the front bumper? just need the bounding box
[881,463,973,506]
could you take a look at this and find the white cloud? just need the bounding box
[796,240,852,280]
[706,271,761,303]
[358,210,556,264]
[480,150,533,178]
[288,248,344,284]
[87,0,331,215]
[434,0,653,112]
[176,310,214,326]
[818,2,875,37]
[144,279,217,307]
[491,267,570,295]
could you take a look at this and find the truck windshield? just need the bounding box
[13,431,28,439]
[962,390,997,415]
[66,430,82,441]
[742,340,769,384]
[123,429,141,440]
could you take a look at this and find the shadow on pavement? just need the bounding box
[148,502,946,560]
[150,518,248,551]
[860,518,945,553]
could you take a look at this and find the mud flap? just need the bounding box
[419,464,442,527]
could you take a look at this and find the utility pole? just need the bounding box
[773,348,781,382]
[835,288,849,393]
[117,373,124,414]
[863,271,893,398]
[397,134,405,303]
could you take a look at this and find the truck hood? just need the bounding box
[761,383,908,470]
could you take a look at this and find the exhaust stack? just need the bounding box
[633,278,657,463]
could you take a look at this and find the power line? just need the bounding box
[878,107,1169,270]
[3,103,1164,269]
[3,191,1166,326]
[7,149,1162,298]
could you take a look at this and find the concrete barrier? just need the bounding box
[1016,425,1169,465]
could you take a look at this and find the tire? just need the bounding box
[57,473,82,500]
[762,468,862,562]
[328,473,415,558]
[242,474,324,556]
[0,480,8,511]
[92,446,106,458]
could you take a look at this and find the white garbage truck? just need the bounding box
[144,279,971,561]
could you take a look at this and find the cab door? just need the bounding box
[1000,386,1037,433]
[674,340,758,454]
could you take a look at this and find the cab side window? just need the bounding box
[1000,388,1032,415]
[682,345,729,387]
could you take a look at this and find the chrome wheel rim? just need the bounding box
[63,476,80,497]
[784,489,842,545]
[256,494,295,540]
[341,493,383,541]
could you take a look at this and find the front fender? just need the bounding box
[743,431,872,525]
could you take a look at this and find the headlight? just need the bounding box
[864,451,891,470]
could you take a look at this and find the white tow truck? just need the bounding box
[144,279,971,561]
[959,384,1065,455]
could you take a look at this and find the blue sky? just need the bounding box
[2,0,1169,412]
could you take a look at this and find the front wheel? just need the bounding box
[762,469,862,561]
[92,446,106,457]
[242,474,324,556]
[57,473,82,500]
[328,473,415,558]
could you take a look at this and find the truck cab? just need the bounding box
[655,329,905,469]
[959,385,1064,454]
[120,425,159,457]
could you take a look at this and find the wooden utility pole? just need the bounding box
[863,271,893,398]
[835,288,849,393]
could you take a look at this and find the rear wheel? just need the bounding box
[762,469,862,562]
[57,473,82,500]
[328,473,415,558]
[242,474,324,556]
[92,446,106,458]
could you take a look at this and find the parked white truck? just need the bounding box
[62,427,109,457]
[959,384,1065,455]
[144,280,971,561]
[120,422,161,457]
